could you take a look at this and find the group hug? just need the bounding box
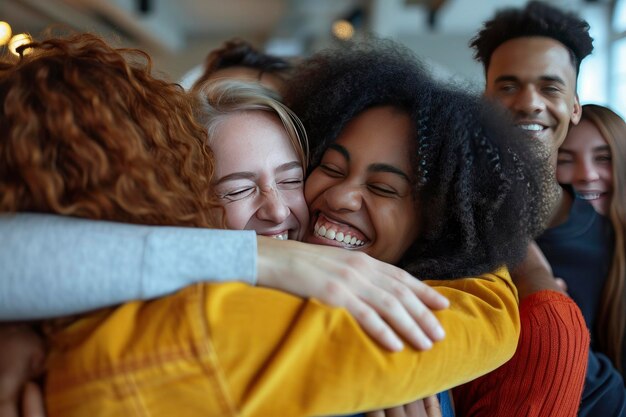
[1,1,624,416]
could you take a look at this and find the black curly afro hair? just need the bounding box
[284,38,553,280]
[471,1,593,77]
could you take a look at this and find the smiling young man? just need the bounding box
[453,2,626,417]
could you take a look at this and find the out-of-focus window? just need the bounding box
[611,0,626,118]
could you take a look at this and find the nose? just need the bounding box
[256,187,290,224]
[511,85,545,116]
[575,160,600,183]
[324,181,363,212]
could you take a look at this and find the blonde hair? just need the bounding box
[192,80,308,172]
[582,104,626,372]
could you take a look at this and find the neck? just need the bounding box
[546,181,572,228]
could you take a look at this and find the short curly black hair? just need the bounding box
[284,39,552,280]
[471,1,593,76]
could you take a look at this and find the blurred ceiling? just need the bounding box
[1,0,603,78]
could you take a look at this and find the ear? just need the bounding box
[571,94,582,125]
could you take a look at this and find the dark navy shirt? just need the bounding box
[537,187,625,417]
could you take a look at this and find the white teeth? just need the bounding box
[517,124,544,131]
[577,193,601,200]
[313,218,365,247]
[272,233,288,240]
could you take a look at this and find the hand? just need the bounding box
[0,324,46,417]
[257,237,449,352]
[21,383,45,417]
[511,241,563,298]
[365,396,442,417]
[554,277,568,293]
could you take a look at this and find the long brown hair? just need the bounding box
[0,33,220,228]
[583,104,626,372]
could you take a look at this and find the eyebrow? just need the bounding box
[214,161,302,185]
[559,145,611,154]
[328,143,410,182]
[494,75,566,86]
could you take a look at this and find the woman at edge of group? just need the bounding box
[556,104,626,376]
[2,35,580,416]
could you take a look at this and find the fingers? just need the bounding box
[383,406,409,417]
[554,277,567,291]
[342,293,405,351]
[365,410,387,417]
[357,284,439,351]
[394,273,449,310]
[422,395,442,417]
[21,383,46,417]
[387,280,447,347]
[366,268,447,350]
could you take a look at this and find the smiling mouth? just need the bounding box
[575,192,606,201]
[260,232,289,240]
[516,123,547,133]
[312,214,368,248]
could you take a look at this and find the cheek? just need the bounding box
[285,190,309,226]
[373,201,420,250]
[222,201,256,230]
[556,166,572,183]
[601,166,613,185]
[304,171,325,205]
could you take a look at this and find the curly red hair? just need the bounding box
[0,33,219,228]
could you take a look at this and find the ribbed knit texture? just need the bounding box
[453,290,589,417]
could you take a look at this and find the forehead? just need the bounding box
[336,106,413,164]
[211,112,298,169]
[487,36,577,88]
[562,119,607,149]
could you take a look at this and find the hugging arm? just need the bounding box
[0,213,257,320]
[45,268,519,417]
[0,213,447,351]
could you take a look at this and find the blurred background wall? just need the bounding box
[1,0,624,116]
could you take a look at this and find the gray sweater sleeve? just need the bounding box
[0,213,257,320]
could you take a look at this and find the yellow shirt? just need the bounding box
[45,268,519,417]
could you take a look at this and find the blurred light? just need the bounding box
[0,21,11,46]
[332,19,354,40]
[9,33,33,56]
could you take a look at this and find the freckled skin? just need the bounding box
[211,111,308,240]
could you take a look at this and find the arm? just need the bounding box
[453,243,590,417]
[0,213,257,319]
[453,290,590,417]
[1,213,448,351]
[44,269,519,417]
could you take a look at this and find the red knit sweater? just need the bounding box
[453,290,589,417]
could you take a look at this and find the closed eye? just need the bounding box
[219,187,256,201]
[278,179,304,190]
[368,183,399,197]
[319,164,345,178]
